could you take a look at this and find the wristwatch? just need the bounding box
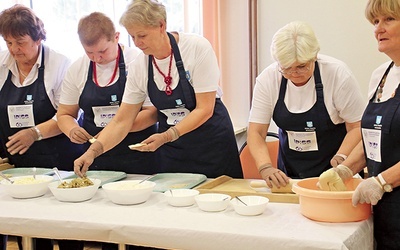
[377,173,393,192]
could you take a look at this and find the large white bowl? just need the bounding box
[48,178,101,202]
[0,175,54,199]
[195,193,231,212]
[230,195,269,216]
[102,180,156,205]
[164,189,200,207]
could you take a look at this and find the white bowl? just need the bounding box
[164,189,200,207]
[102,180,156,205]
[48,178,101,202]
[195,193,231,212]
[230,195,269,216]
[0,175,54,199]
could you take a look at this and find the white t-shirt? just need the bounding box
[122,32,222,105]
[60,45,149,105]
[0,44,70,110]
[367,61,400,102]
[249,54,367,125]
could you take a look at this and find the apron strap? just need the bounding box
[167,32,196,109]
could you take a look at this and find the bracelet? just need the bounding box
[88,140,104,158]
[335,153,347,160]
[258,163,273,173]
[167,126,180,142]
[31,126,43,141]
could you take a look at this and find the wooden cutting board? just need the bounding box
[195,175,299,204]
[0,162,14,171]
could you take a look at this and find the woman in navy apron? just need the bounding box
[272,62,347,178]
[0,4,84,250]
[247,21,364,188]
[73,0,242,179]
[329,2,400,249]
[78,44,157,174]
[57,12,157,177]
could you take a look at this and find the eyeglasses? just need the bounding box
[278,62,312,75]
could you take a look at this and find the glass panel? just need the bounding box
[0,0,201,60]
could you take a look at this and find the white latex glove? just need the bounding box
[318,164,353,191]
[352,177,384,206]
[334,164,354,180]
[318,169,347,191]
[330,154,346,167]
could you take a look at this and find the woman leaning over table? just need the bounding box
[57,12,158,176]
[0,4,84,250]
[247,21,366,189]
[319,1,400,249]
[73,0,243,179]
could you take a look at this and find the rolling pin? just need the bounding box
[250,179,300,193]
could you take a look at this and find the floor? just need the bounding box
[6,236,102,250]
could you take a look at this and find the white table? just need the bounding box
[0,175,373,250]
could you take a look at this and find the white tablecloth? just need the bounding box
[0,175,373,250]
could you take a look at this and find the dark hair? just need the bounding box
[0,4,46,41]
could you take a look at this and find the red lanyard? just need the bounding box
[153,49,174,95]
[93,48,120,87]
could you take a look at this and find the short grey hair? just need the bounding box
[120,0,166,29]
[270,21,320,68]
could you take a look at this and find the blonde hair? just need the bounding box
[270,21,320,68]
[120,0,166,29]
[365,0,400,24]
[78,12,116,46]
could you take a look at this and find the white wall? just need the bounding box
[257,0,388,97]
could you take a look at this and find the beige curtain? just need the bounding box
[202,0,257,104]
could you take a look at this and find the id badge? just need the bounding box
[362,128,381,162]
[160,108,190,125]
[92,106,119,127]
[8,104,35,128]
[287,131,318,152]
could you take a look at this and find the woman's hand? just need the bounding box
[131,127,179,152]
[74,141,103,177]
[352,177,384,206]
[6,128,37,155]
[69,127,92,144]
[259,164,290,188]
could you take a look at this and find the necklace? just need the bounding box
[93,48,120,87]
[376,61,394,102]
[17,65,28,79]
[153,49,173,95]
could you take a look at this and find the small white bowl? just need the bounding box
[164,189,200,207]
[0,175,54,199]
[195,193,231,212]
[48,178,101,202]
[230,195,269,216]
[102,180,156,205]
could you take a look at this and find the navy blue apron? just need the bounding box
[147,33,242,178]
[272,62,346,178]
[0,46,83,171]
[79,44,157,174]
[361,61,400,249]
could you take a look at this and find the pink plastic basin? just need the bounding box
[292,177,372,222]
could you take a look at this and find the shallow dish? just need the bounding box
[231,195,269,216]
[102,180,156,205]
[48,178,101,202]
[164,189,199,207]
[195,193,231,212]
[0,175,54,199]
[292,177,372,222]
